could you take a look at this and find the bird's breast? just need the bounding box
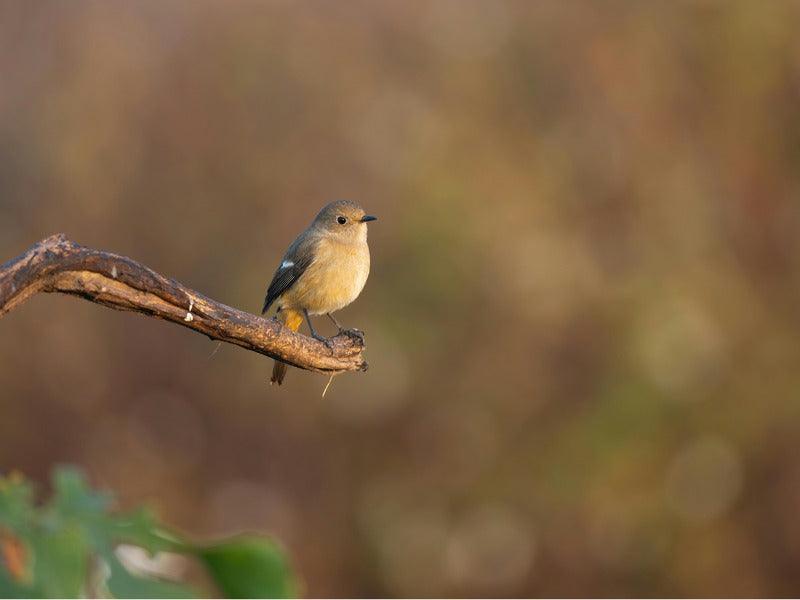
[283,239,370,314]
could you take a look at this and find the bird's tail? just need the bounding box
[271,308,303,385]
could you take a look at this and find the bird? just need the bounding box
[262,200,377,385]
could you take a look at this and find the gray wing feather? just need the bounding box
[261,234,317,314]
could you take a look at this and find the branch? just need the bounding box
[0,234,368,376]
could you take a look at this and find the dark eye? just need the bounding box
[337,216,347,225]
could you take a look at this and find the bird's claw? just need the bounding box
[313,333,335,352]
[342,328,365,344]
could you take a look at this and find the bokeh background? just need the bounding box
[3,1,800,596]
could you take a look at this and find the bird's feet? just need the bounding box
[312,332,335,352]
[340,328,365,345]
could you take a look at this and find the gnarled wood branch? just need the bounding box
[0,234,367,376]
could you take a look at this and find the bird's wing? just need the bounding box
[262,234,318,314]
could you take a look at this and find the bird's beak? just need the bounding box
[360,215,377,223]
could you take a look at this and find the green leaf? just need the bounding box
[30,524,88,598]
[106,556,196,599]
[109,508,184,555]
[198,536,298,599]
[0,571,37,599]
[0,474,34,532]
[48,468,111,519]
[0,469,298,599]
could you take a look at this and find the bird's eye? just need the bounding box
[337,216,347,225]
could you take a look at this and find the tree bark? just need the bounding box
[0,234,367,376]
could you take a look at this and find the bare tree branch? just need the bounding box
[0,234,368,376]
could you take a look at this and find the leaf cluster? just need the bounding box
[0,468,297,599]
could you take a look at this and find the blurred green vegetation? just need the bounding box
[0,468,297,598]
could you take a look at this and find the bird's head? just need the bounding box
[313,200,377,242]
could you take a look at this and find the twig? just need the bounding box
[0,234,368,376]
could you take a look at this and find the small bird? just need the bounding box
[262,200,377,385]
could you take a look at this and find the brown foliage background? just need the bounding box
[3,1,800,596]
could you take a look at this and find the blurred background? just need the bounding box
[2,0,800,596]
